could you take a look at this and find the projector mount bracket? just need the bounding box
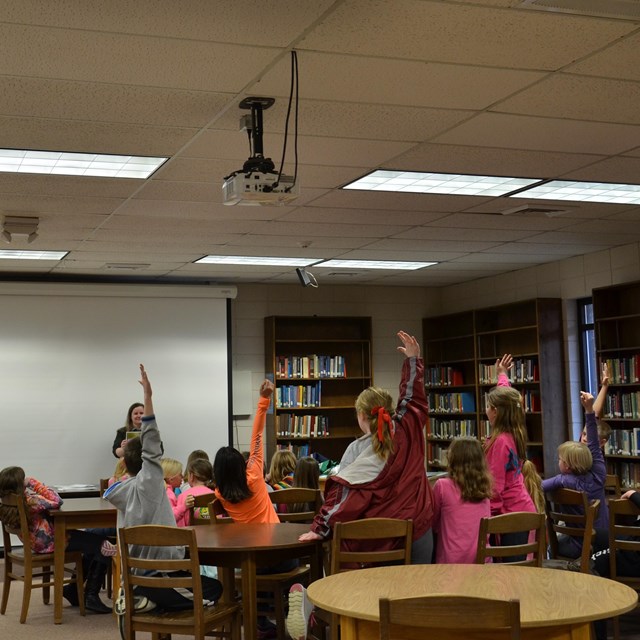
[238,96,276,174]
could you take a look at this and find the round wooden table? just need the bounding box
[192,523,323,640]
[307,564,638,640]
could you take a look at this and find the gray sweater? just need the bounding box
[104,414,183,564]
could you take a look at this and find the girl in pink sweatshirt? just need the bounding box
[173,457,215,527]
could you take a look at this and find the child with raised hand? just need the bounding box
[0,466,116,613]
[580,362,611,450]
[298,331,434,563]
[542,390,608,557]
[432,437,492,563]
[173,457,215,527]
[483,354,537,557]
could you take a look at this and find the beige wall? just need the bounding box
[230,240,640,454]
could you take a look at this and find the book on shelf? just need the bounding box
[428,418,477,439]
[478,359,539,384]
[425,366,464,386]
[600,356,640,385]
[605,428,640,456]
[275,354,346,379]
[428,391,475,413]
[605,391,640,419]
[277,442,311,457]
[276,382,322,408]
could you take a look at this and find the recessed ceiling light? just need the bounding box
[317,259,437,270]
[0,249,68,260]
[343,170,541,197]
[0,149,168,179]
[195,255,322,267]
[510,180,640,205]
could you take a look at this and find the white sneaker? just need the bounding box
[286,583,313,640]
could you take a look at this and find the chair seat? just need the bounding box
[131,601,240,630]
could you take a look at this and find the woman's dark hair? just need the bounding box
[187,457,214,489]
[213,447,252,504]
[125,402,144,429]
[293,456,320,491]
[0,466,27,529]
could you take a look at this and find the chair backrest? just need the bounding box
[475,511,546,566]
[330,518,412,575]
[379,595,521,640]
[207,498,233,524]
[605,474,621,498]
[0,492,32,557]
[268,488,322,523]
[118,525,204,635]
[609,498,640,589]
[99,478,110,497]
[189,492,215,526]
[545,488,600,573]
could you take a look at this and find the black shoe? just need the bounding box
[85,593,112,614]
[63,583,80,607]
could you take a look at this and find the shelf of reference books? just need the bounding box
[594,280,640,488]
[423,299,567,475]
[265,316,373,462]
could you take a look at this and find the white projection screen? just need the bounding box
[0,282,236,485]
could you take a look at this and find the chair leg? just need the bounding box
[20,574,32,624]
[613,615,620,640]
[274,585,286,639]
[42,566,51,604]
[0,575,11,615]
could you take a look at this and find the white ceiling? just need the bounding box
[2,0,640,287]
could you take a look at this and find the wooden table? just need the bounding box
[307,564,639,640]
[192,522,323,640]
[50,497,117,624]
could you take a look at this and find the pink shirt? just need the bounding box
[432,477,491,564]
[173,485,214,527]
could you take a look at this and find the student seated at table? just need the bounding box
[173,457,215,527]
[266,449,296,491]
[104,364,222,612]
[297,331,434,563]
[213,379,296,637]
[432,437,492,564]
[542,390,608,558]
[0,465,116,613]
[180,449,210,491]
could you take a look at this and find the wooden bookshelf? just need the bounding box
[264,316,372,463]
[423,299,567,476]
[593,280,640,489]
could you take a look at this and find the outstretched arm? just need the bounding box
[139,364,153,416]
[593,362,609,419]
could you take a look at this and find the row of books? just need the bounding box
[616,462,640,489]
[604,429,640,456]
[275,414,329,438]
[600,356,640,385]
[478,359,539,384]
[428,392,475,413]
[427,443,448,467]
[276,442,311,457]
[276,383,322,408]
[275,355,346,379]
[425,366,464,387]
[428,419,477,439]
[604,391,640,419]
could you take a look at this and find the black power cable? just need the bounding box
[273,50,299,192]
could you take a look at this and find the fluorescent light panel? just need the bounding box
[343,170,541,196]
[510,180,640,205]
[0,149,168,179]
[0,250,68,260]
[317,259,437,271]
[195,255,322,267]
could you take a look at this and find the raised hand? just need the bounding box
[580,390,595,413]
[397,331,420,358]
[260,379,274,398]
[139,364,152,396]
[496,354,513,377]
[601,362,610,387]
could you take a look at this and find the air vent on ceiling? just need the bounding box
[518,0,640,20]
[103,263,150,271]
[501,204,574,217]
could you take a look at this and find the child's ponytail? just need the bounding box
[522,459,545,514]
[355,387,395,460]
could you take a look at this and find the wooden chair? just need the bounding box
[475,511,546,566]
[544,488,600,573]
[605,474,621,499]
[99,478,110,497]
[269,488,323,523]
[379,594,521,640]
[189,492,216,526]
[608,498,640,640]
[207,498,234,524]
[0,492,85,623]
[312,518,413,640]
[118,524,241,640]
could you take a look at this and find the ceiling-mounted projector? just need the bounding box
[222,96,300,206]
